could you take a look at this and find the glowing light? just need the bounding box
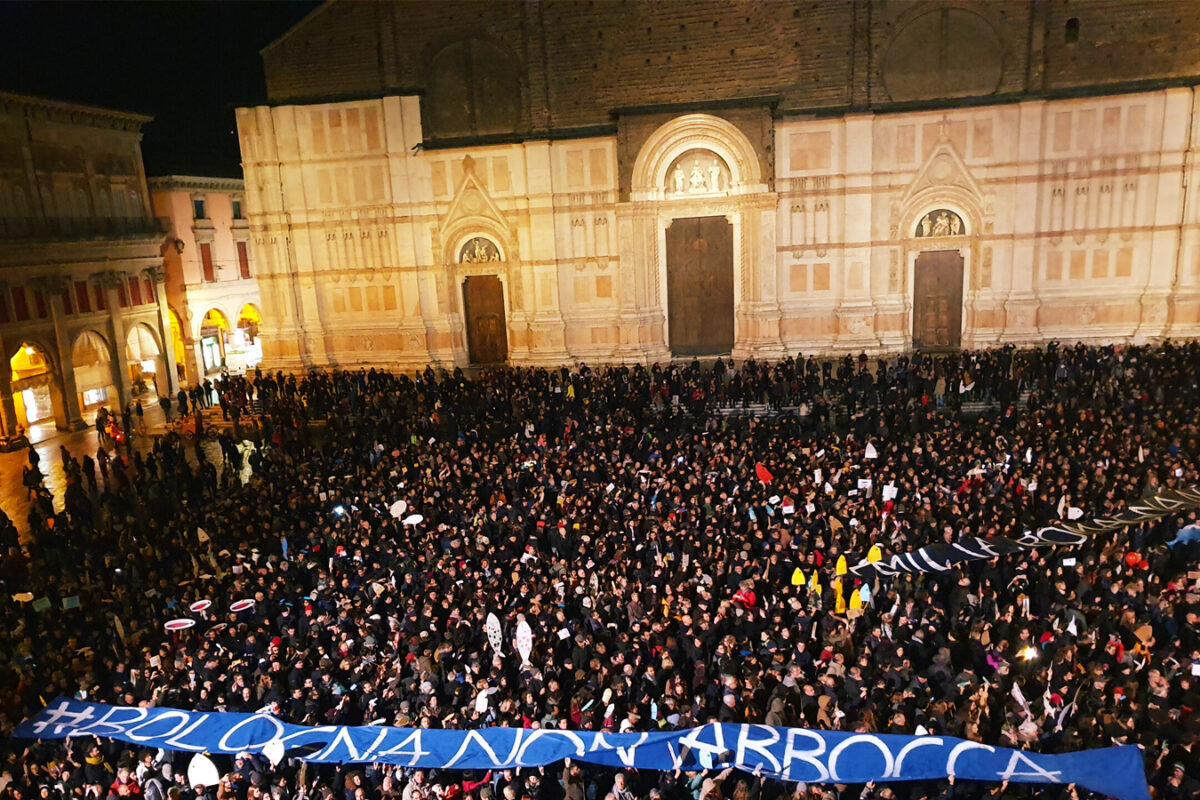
[23,346,34,356]
[1019,646,1038,661]
[333,505,345,515]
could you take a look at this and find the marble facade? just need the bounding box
[236,86,1200,369]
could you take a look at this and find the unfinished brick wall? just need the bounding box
[260,0,1200,138]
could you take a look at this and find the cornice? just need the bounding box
[0,91,152,132]
[147,175,245,193]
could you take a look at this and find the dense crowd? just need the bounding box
[0,342,1198,800]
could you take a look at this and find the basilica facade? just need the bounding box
[237,0,1200,370]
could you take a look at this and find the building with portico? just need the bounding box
[149,175,263,385]
[0,92,177,437]
[236,0,1200,371]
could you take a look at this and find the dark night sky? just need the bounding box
[0,1,322,179]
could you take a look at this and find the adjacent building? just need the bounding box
[0,92,177,435]
[237,0,1200,370]
[149,176,262,386]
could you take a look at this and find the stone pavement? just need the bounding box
[0,400,229,537]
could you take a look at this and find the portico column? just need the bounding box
[38,277,87,430]
[144,266,179,395]
[0,330,18,438]
[99,270,132,407]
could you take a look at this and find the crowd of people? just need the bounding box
[0,342,1198,800]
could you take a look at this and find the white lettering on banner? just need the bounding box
[443,729,523,768]
[30,701,96,736]
[678,724,729,770]
[917,550,952,572]
[126,711,194,743]
[587,732,648,767]
[313,726,388,762]
[953,539,1002,559]
[893,737,945,777]
[163,714,213,751]
[358,728,395,763]
[514,730,587,762]
[999,751,1063,783]
[828,735,895,782]
[372,730,429,765]
[217,714,286,753]
[946,741,996,778]
[781,729,830,782]
[72,706,148,738]
[735,725,782,774]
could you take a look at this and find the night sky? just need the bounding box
[0,1,322,178]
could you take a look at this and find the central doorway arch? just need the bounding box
[666,216,734,356]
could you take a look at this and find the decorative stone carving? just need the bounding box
[665,149,731,196]
[96,270,126,289]
[459,237,502,263]
[915,209,965,238]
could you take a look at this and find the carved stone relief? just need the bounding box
[665,149,731,196]
[915,209,965,238]
[459,237,503,263]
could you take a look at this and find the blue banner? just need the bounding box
[14,699,1149,800]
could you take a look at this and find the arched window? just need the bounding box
[424,39,521,140]
[1065,17,1080,44]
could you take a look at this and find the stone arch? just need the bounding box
[424,38,523,140]
[126,322,167,398]
[439,220,517,362]
[901,190,985,350]
[198,307,233,375]
[8,338,65,430]
[71,329,117,414]
[630,114,766,201]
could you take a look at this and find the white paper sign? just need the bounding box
[865,443,878,460]
[857,478,872,490]
[882,484,898,501]
[557,627,571,641]
[1067,507,1084,521]
[1062,558,1077,567]
[389,500,408,519]
[187,754,221,789]
[263,739,285,767]
[515,620,533,666]
[805,503,816,514]
[814,469,823,484]
[486,613,504,655]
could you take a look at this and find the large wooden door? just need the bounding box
[462,275,508,364]
[912,250,964,349]
[666,216,734,356]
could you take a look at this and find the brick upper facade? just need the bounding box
[261,0,1200,140]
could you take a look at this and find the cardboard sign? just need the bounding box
[515,620,533,666]
[486,613,504,655]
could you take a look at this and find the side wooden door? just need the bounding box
[462,275,508,364]
[912,250,964,349]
